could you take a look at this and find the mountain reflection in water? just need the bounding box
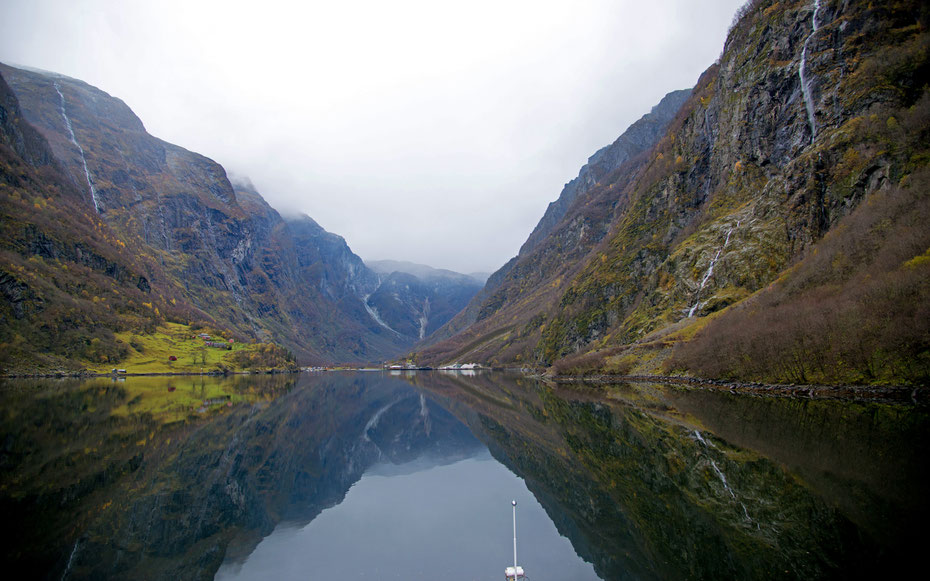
[0,372,926,580]
[216,452,597,580]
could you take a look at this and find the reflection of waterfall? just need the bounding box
[692,429,715,449]
[799,0,822,141]
[419,394,431,436]
[60,539,81,581]
[362,398,399,445]
[694,430,756,526]
[709,459,736,498]
[687,221,739,317]
[54,82,100,213]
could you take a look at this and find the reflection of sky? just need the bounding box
[216,451,601,580]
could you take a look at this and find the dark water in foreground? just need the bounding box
[1,371,927,580]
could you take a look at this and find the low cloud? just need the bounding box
[0,0,745,273]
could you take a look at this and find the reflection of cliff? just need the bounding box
[0,373,479,580]
[0,378,164,580]
[406,373,928,580]
[6,372,926,580]
[653,384,930,552]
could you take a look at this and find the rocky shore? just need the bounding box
[550,374,929,405]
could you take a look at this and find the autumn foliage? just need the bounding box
[668,168,930,385]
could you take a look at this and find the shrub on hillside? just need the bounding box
[668,169,930,385]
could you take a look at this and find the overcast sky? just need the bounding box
[1,0,745,274]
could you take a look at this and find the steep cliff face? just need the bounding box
[521,89,692,257]
[0,70,172,370]
[420,0,930,384]
[0,63,436,367]
[231,183,414,363]
[0,73,54,168]
[365,270,482,342]
[422,88,692,352]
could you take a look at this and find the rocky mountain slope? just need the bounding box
[0,64,477,370]
[419,0,930,386]
[423,88,693,350]
[365,260,483,341]
[520,88,692,257]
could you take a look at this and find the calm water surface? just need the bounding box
[1,371,927,580]
[217,452,598,580]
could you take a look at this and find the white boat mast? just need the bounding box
[505,500,525,579]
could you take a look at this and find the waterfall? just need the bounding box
[362,294,401,336]
[418,297,430,340]
[799,0,822,142]
[54,82,100,213]
[703,108,713,146]
[687,221,739,317]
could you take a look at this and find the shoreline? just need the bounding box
[547,373,929,405]
[1,369,300,379]
[3,368,926,405]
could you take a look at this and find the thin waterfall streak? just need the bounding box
[54,82,100,213]
[61,539,80,581]
[711,460,756,525]
[687,221,740,317]
[695,430,756,525]
[693,430,716,449]
[418,298,430,340]
[799,0,822,142]
[363,294,401,336]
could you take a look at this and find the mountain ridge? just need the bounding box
[3,0,928,382]
[365,259,486,284]
[0,63,478,370]
[419,86,694,352]
[520,88,693,257]
[416,0,930,386]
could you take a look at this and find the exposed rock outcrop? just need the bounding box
[0,63,477,367]
[418,0,930,386]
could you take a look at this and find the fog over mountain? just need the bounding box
[0,0,745,273]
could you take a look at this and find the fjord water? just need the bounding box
[1,372,927,580]
[216,452,598,580]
